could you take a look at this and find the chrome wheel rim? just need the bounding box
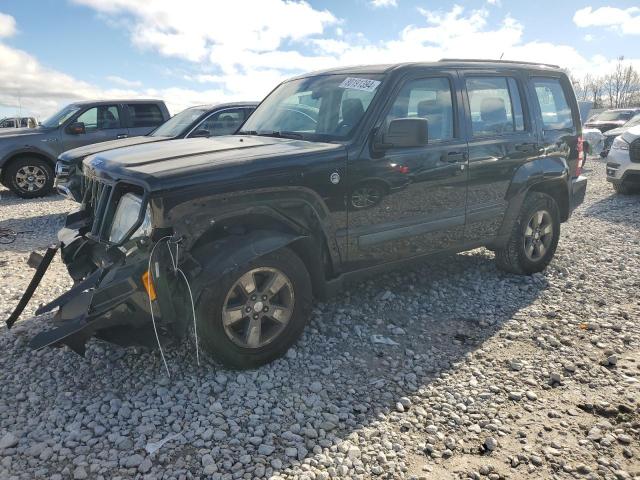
[524,209,553,262]
[222,267,294,349]
[351,186,382,209]
[15,165,47,192]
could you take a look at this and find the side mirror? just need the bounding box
[67,122,85,135]
[380,118,428,149]
[190,129,210,138]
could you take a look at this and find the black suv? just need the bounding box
[55,102,258,202]
[8,60,587,369]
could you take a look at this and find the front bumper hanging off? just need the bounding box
[4,220,160,355]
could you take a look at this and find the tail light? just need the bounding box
[576,135,584,176]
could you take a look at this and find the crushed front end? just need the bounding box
[5,170,190,355]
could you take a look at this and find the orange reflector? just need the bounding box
[142,271,157,301]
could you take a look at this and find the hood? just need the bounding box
[604,126,626,137]
[85,135,345,191]
[0,126,49,139]
[621,125,640,143]
[59,135,167,163]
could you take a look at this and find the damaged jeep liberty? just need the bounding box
[7,60,587,369]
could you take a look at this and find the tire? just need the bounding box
[6,157,54,198]
[495,192,560,275]
[196,247,312,369]
[612,181,640,195]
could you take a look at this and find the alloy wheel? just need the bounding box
[15,165,47,193]
[221,267,295,349]
[523,209,553,262]
[350,186,382,209]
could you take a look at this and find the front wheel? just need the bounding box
[495,192,560,275]
[196,247,312,369]
[6,157,54,198]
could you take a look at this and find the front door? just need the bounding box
[60,104,127,152]
[345,72,469,268]
[461,72,540,241]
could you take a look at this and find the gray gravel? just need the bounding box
[0,157,638,480]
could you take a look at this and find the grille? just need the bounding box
[603,135,615,151]
[630,138,640,164]
[83,175,114,239]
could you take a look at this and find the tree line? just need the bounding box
[570,57,640,109]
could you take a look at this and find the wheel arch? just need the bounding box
[0,150,56,183]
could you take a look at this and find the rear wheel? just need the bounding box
[196,247,312,369]
[495,192,560,275]
[6,157,54,198]
[612,181,640,195]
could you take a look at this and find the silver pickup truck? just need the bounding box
[0,99,169,198]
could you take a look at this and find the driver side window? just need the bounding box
[195,109,245,136]
[385,77,454,142]
[76,105,120,132]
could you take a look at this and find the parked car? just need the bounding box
[7,59,586,369]
[0,99,169,198]
[600,113,640,157]
[606,124,640,194]
[0,117,37,129]
[55,102,258,202]
[584,108,640,133]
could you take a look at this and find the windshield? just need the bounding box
[151,106,210,137]
[597,110,635,122]
[239,74,384,141]
[623,114,640,128]
[40,105,81,128]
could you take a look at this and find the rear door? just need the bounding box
[460,70,539,242]
[60,104,127,152]
[126,103,166,136]
[346,70,469,268]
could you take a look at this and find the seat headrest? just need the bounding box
[417,100,440,118]
[341,98,365,127]
[480,97,507,123]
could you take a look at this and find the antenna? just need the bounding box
[500,52,504,60]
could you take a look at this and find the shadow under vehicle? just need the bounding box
[7,59,586,369]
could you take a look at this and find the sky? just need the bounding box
[0,0,639,120]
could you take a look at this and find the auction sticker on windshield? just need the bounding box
[338,77,381,92]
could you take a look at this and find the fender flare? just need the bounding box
[496,156,570,240]
[188,229,307,302]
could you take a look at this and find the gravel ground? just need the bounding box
[0,158,638,480]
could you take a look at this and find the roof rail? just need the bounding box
[439,58,560,69]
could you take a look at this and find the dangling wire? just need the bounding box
[147,236,173,377]
[166,238,200,367]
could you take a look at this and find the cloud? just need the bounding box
[106,75,142,88]
[370,0,397,8]
[0,12,17,37]
[2,4,640,119]
[573,6,640,35]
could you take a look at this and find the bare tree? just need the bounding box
[604,57,640,108]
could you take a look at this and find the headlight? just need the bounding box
[109,193,152,243]
[612,136,629,151]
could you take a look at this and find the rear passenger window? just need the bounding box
[532,78,574,130]
[128,104,164,128]
[466,76,524,137]
[385,77,455,142]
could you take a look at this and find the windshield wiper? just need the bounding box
[237,130,257,135]
[258,130,304,139]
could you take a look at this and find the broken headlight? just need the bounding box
[109,193,152,243]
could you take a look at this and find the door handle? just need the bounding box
[515,143,535,153]
[117,133,128,139]
[444,151,466,163]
